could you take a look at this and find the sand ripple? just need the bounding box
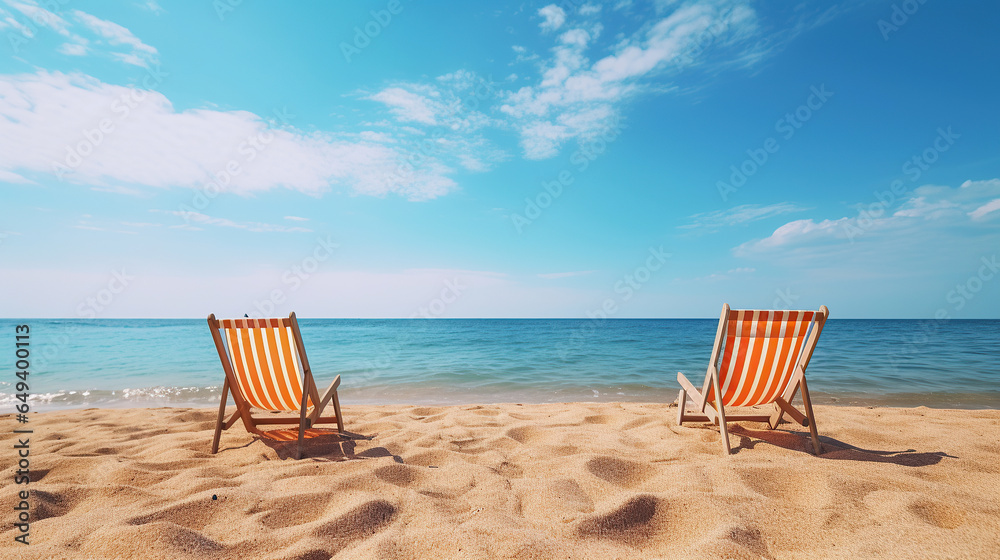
[1,403,998,559]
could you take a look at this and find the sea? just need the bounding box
[3,319,998,412]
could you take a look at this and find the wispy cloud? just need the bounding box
[694,267,756,282]
[538,270,596,279]
[71,9,157,67]
[72,216,138,234]
[57,41,88,56]
[499,1,762,159]
[155,210,313,233]
[283,216,309,222]
[734,179,1000,258]
[0,2,157,67]
[495,0,853,160]
[7,1,70,35]
[369,87,439,125]
[681,202,807,231]
[364,71,509,178]
[138,0,163,16]
[72,10,156,52]
[0,71,480,201]
[969,198,1000,220]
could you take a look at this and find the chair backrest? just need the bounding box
[709,309,823,407]
[213,317,311,412]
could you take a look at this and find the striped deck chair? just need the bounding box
[676,304,829,455]
[207,312,344,459]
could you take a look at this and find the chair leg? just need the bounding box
[296,388,309,460]
[332,391,344,433]
[676,389,687,425]
[799,376,822,455]
[716,402,732,455]
[708,365,732,455]
[768,402,781,430]
[211,379,229,454]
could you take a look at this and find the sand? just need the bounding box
[2,402,998,559]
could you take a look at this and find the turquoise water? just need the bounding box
[2,319,998,411]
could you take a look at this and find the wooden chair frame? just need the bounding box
[207,312,344,459]
[676,304,828,455]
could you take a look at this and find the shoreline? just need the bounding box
[2,402,998,559]
[14,389,1000,413]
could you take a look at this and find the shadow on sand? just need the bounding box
[724,424,956,466]
[248,428,401,462]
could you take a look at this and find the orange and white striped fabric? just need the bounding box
[219,318,311,411]
[708,310,816,407]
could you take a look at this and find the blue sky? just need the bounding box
[1,0,998,318]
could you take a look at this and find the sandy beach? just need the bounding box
[2,402,998,559]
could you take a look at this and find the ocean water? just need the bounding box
[2,319,998,411]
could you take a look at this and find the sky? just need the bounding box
[0,0,998,319]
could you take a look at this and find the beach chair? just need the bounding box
[207,312,344,459]
[676,304,828,455]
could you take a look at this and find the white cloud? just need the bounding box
[970,198,1000,220]
[538,4,566,32]
[579,4,602,16]
[500,1,762,159]
[681,202,806,230]
[110,52,148,67]
[0,71,471,201]
[538,270,596,279]
[364,72,508,174]
[695,266,755,282]
[2,13,34,37]
[283,215,309,222]
[155,210,312,233]
[369,71,502,134]
[8,1,70,35]
[369,87,439,125]
[139,0,164,15]
[735,217,850,255]
[1,5,158,67]
[73,10,156,53]
[72,9,158,66]
[734,179,1000,257]
[0,168,29,183]
[511,44,539,64]
[58,42,88,56]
